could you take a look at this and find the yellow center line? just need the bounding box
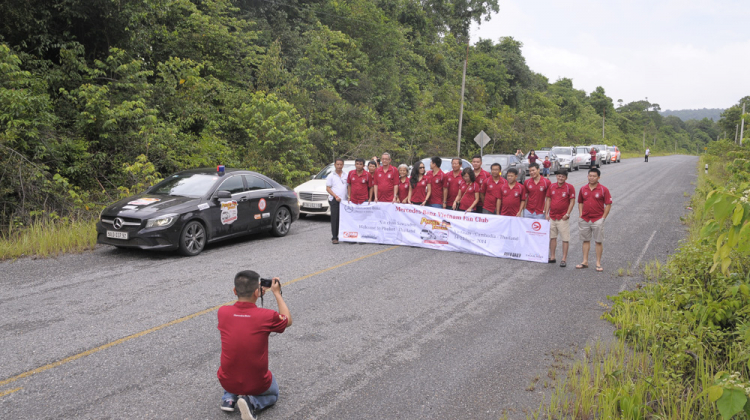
[0,245,398,390]
[0,387,22,398]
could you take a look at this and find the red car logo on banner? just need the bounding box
[343,231,359,238]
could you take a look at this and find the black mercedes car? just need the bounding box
[96,167,300,256]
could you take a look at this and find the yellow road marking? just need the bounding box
[0,245,398,390]
[0,387,22,398]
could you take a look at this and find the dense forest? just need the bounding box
[0,0,748,231]
[660,108,724,122]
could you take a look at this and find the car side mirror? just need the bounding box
[310,175,315,180]
[215,190,232,199]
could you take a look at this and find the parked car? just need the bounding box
[294,160,356,217]
[412,157,472,175]
[96,167,299,256]
[576,146,601,168]
[590,144,612,164]
[481,154,527,182]
[522,150,560,175]
[608,146,621,163]
[549,146,582,171]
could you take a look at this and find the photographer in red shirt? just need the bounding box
[218,271,292,420]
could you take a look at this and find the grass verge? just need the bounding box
[0,218,97,260]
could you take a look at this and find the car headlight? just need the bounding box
[146,214,179,228]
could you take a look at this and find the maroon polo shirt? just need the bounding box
[473,168,490,206]
[482,176,506,214]
[426,170,445,205]
[444,170,464,205]
[500,182,527,216]
[347,170,371,204]
[590,149,597,164]
[217,301,288,396]
[397,178,410,202]
[410,176,428,204]
[578,183,612,222]
[543,160,551,169]
[546,182,575,220]
[523,177,551,215]
[375,165,399,202]
[459,181,480,210]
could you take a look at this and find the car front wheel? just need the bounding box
[179,220,206,256]
[271,207,292,237]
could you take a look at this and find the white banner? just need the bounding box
[339,203,550,263]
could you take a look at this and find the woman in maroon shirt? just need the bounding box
[528,150,539,165]
[396,164,410,203]
[454,168,479,212]
[408,163,428,205]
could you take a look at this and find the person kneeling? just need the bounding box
[218,271,292,420]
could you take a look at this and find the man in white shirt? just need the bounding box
[325,158,348,244]
[645,148,650,162]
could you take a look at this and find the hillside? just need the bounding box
[660,108,724,121]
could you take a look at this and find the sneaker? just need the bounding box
[237,398,258,420]
[220,399,236,412]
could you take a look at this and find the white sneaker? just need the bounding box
[237,398,258,420]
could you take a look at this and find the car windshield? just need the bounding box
[150,173,219,197]
[421,158,465,172]
[577,147,588,153]
[551,148,571,155]
[315,164,356,179]
[593,145,606,151]
[481,156,509,171]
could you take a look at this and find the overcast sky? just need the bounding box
[471,0,750,110]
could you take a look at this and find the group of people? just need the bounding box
[326,152,612,271]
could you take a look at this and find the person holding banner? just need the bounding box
[425,157,445,208]
[544,169,575,266]
[576,168,612,272]
[396,164,410,203]
[471,155,490,212]
[443,158,463,209]
[367,160,378,202]
[408,162,428,205]
[523,163,551,220]
[454,168,480,212]
[499,168,527,216]
[374,152,399,203]
[347,158,371,205]
[482,163,506,215]
[325,158,348,244]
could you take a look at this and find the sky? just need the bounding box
[471,0,750,110]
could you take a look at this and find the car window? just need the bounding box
[150,173,219,197]
[245,175,271,191]
[218,176,246,194]
[577,147,588,153]
[551,148,571,155]
[315,164,356,179]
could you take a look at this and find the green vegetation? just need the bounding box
[0,0,748,254]
[0,219,97,260]
[533,141,750,419]
[661,108,725,122]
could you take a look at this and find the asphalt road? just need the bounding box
[0,155,697,419]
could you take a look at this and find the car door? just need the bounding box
[214,175,252,236]
[244,175,278,230]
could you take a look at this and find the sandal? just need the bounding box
[548,259,556,264]
[596,266,604,272]
[560,261,567,267]
[575,264,588,269]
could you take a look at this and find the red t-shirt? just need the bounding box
[375,165,399,202]
[347,170,371,204]
[444,171,464,205]
[217,302,288,395]
[397,178,410,202]
[543,160,551,169]
[546,182,575,220]
[426,170,445,205]
[528,154,538,165]
[523,177,551,215]
[500,182,527,216]
[410,176,428,204]
[590,150,597,163]
[368,172,376,188]
[459,181,480,210]
[474,168,490,206]
[578,183,612,222]
[482,177,506,214]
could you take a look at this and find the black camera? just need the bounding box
[260,278,274,288]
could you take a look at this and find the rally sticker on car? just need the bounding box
[197,203,210,211]
[220,201,238,225]
[254,214,262,220]
[128,198,160,206]
[258,198,267,212]
[262,213,270,218]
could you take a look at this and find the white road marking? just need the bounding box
[620,230,657,292]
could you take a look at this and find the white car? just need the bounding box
[294,161,356,217]
[590,144,612,165]
[549,146,582,171]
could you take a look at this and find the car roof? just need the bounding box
[175,168,282,187]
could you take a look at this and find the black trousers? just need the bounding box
[330,199,340,240]
[645,154,649,162]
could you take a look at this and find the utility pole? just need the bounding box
[456,39,469,157]
[602,108,605,139]
[642,130,645,150]
[741,103,746,147]
[736,124,739,144]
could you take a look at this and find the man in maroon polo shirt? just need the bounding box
[471,155,490,212]
[544,169,575,266]
[589,147,598,168]
[374,152,399,203]
[218,270,292,420]
[348,158,371,205]
[499,168,527,216]
[482,162,506,215]
[426,156,445,208]
[523,163,551,220]
[443,157,463,209]
[576,168,612,272]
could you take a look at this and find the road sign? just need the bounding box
[474,130,491,148]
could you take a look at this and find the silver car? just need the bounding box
[549,146,581,171]
[294,161,356,217]
[590,144,612,165]
[522,150,561,175]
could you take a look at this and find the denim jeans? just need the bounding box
[222,374,279,411]
[428,203,442,208]
[523,209,546,220]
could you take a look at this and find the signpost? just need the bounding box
[474,130,492,157]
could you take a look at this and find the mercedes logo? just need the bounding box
[113,217,124,230]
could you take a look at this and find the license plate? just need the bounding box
[304,202,323,208]
[106,231,129,240]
